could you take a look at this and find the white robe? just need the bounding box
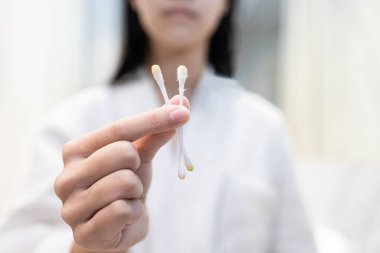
[0,68,316,253]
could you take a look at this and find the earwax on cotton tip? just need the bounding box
[184,150,194,172]
[151,64,161,76]
[151,64,170,104]
[151,65,163,86]
[178,159,186,180]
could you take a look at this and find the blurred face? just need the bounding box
[131,0,229,52]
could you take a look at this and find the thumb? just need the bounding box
[133,129,177,201]
[134,129,176,163]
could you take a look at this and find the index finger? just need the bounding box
[63,98,190,162]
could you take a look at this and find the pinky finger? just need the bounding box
[74,199,145,251]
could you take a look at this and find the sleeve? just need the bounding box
[267,118,317,253]
[0,123,74,253]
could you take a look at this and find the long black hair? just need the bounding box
[112,1,237,84]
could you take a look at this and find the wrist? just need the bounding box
[71,242,128,253]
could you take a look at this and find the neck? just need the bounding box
[146,44,208,101]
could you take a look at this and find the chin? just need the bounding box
[161,33,198,52]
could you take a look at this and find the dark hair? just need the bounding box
[112,1,237,83]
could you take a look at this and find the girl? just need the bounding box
[0,0,316,252]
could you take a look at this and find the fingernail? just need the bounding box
[170,108,188,123]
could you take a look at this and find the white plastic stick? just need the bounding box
[151,65,170,105]
[177,65,194,174]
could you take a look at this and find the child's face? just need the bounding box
[131,0,229,51]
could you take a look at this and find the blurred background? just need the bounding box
[0,0,379,252]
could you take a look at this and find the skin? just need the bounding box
[54,0,228,252]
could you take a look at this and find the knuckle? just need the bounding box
[120,140,135,152]
[54,175,65,200]
[118,170,136,190]
[62,140,78,162]
[109,200,129,218]
[117,142,141,169]
[118,169,133,184]
[54,172,74,200]
[118,170,143,197]
[61,204,75,225]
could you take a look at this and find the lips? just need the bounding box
[164,7,197,19]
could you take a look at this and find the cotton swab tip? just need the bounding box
[151,65,164,88]
[177,65,187,74]
[177,65,188,84]
[178,155,187,179]
[151,64,161,77]
[151,64,170,104]
[178,168,186,180]
[184,150,194,172]
[186,165,194,172]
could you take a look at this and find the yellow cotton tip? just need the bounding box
[151,64,161,77]
[186,165,194,172]
[178,167,186,180]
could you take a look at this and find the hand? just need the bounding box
[54,96,190,253]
